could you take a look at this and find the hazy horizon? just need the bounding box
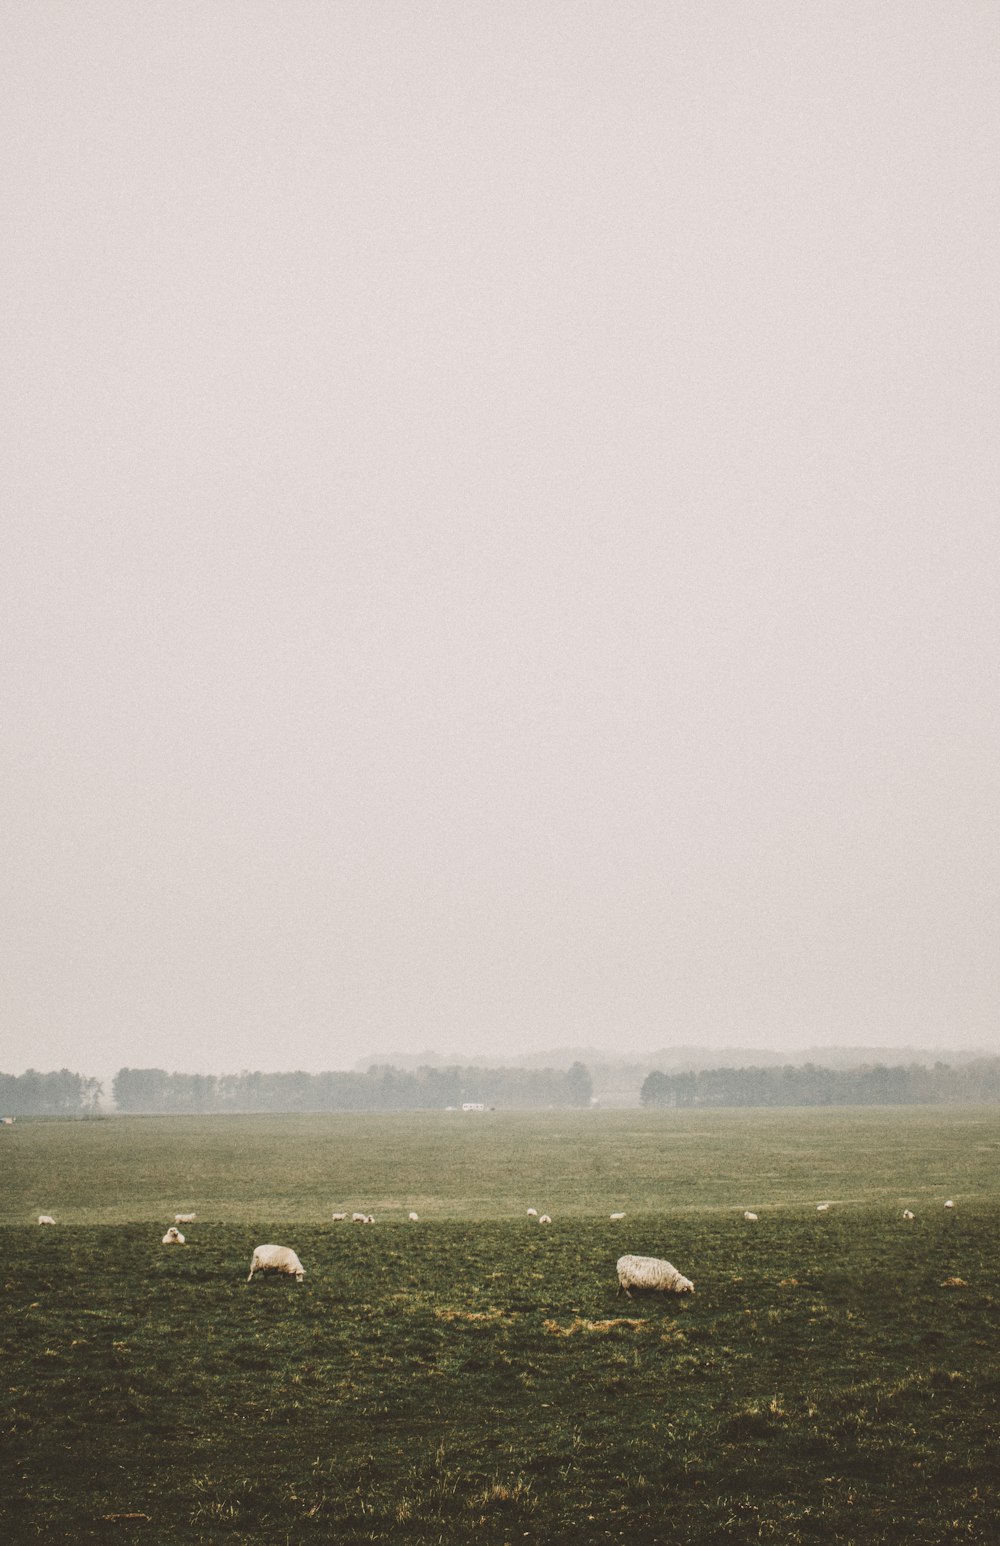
[4,4,998,1078]
[14,1035,999,1091]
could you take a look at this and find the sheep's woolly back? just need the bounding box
[616,1254,694,1295]
[248,1244,305,1281]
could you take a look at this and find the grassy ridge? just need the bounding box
[2,1105,997,1223]
[2,1110,999,1542]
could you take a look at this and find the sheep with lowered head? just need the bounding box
[247,1244,305,1283]
[617,1254,694,1298]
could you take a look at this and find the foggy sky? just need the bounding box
[3,3,998,1076]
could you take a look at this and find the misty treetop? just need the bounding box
[640,1059,1000,1108]
[0,1069,102,1117]
[110,1061,595,1114]
[8,1058,1000,1117]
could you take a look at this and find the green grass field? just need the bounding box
[2,1108,999,1543]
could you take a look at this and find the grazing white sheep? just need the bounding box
[162,1227,185,1244]
[408,1211,419,1221]
[944,1199,955,1209]
[331,1212,347,1221]
[609,1212,626,1221]
[247,1244,305,1283]
[174,1213,196,1224]
[538,1214,552,1225]
[617,1254,694,1297]
[526,1208,538,1218]
[902,1209,915,1220]
[352,1211,367,1223]
[816,1203,831,1212]
[743,1211,758,1222]
[37,1215,56,1226]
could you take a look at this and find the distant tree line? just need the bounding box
[111,1061,594,1113]
[0,1069,103,1117]
[640,1060,1000,1108]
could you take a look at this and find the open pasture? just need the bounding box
[2,1109,999,1543]
[3,1104,998,1224]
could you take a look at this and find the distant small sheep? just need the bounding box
[37,1215,56,1226]
[408,1211,419,1221]
[944,1199,955,1209]
[617,1254,694,1297]
[331,1212,347,1221]
[902,1209,915,1220]
[743,1211,758,1222]
[247,1244,305,1283]
[174,1213,196,1224]
[538,1214,552,1225]
[609,1212,626,1221]
[816,1203,831,1212]
[365,1215,376,1224]
[526,1208,538,1218]
[162,1227,185,1244]
[352,1212,367,1222]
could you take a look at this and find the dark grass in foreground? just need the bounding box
[3,1209,999,1544]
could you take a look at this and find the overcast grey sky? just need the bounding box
[2,2,998,1075]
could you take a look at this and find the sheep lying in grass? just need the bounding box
[743,1211,758,1222]
[538,1214,552,1225]
[609,1212,626,1221]
[408,1211,419,1221]
[247,1244,305,1283]
[526,1208,538,1218]
[162,1226,185,1244]
[902,1209,915,1220]
[616,1254,694,1297]
[37,1215,56,1226]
